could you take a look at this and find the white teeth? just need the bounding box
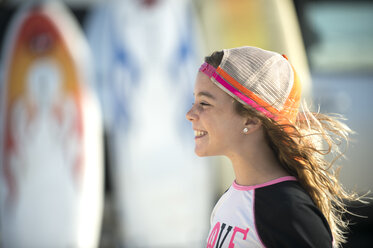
[194,130,207,137]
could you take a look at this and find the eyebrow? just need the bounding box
[195,91,216,100]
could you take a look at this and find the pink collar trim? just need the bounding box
[233,176,297,191]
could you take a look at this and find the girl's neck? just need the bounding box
[227,142,290,187]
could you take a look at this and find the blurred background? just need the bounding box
[0,0,372,247]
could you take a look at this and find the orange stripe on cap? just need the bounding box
[279,55,302,123]
[216,66,280,115]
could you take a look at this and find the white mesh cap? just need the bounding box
[219,46,294,112]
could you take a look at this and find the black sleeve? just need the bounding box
[255,182,333,248]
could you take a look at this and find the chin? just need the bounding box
[194,147,206,157]
[194,147,215,157]
[195,152,208,157]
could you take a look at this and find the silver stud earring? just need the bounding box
[243,127,249,134]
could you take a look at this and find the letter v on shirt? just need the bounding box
[207,222,249,248]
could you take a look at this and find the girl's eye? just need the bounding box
[200,102,210,106]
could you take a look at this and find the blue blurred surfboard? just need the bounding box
[85,0,214,246]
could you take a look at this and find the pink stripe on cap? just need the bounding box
[212,73,274,119]
[199,62,274,119]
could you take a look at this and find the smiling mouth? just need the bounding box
[194,130,208,139]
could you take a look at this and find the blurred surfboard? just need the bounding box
[198,0,310,94]
[85,0,214,246]
[0,2,103,247]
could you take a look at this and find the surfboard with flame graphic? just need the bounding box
[0,2,103,247]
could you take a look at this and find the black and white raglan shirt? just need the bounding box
[206,176,333,248]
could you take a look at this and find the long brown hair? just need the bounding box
[205,50,361,247]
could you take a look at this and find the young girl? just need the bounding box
[186,46,358,247]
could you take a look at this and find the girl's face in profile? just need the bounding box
[186,72,246,157]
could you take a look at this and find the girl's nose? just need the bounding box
[186,106,197,122]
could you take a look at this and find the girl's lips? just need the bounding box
[194,130,208,139]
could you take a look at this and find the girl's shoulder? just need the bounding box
[255,179,310,203]
[254,180,333,247]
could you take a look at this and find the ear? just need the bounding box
[243,117,262,134]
